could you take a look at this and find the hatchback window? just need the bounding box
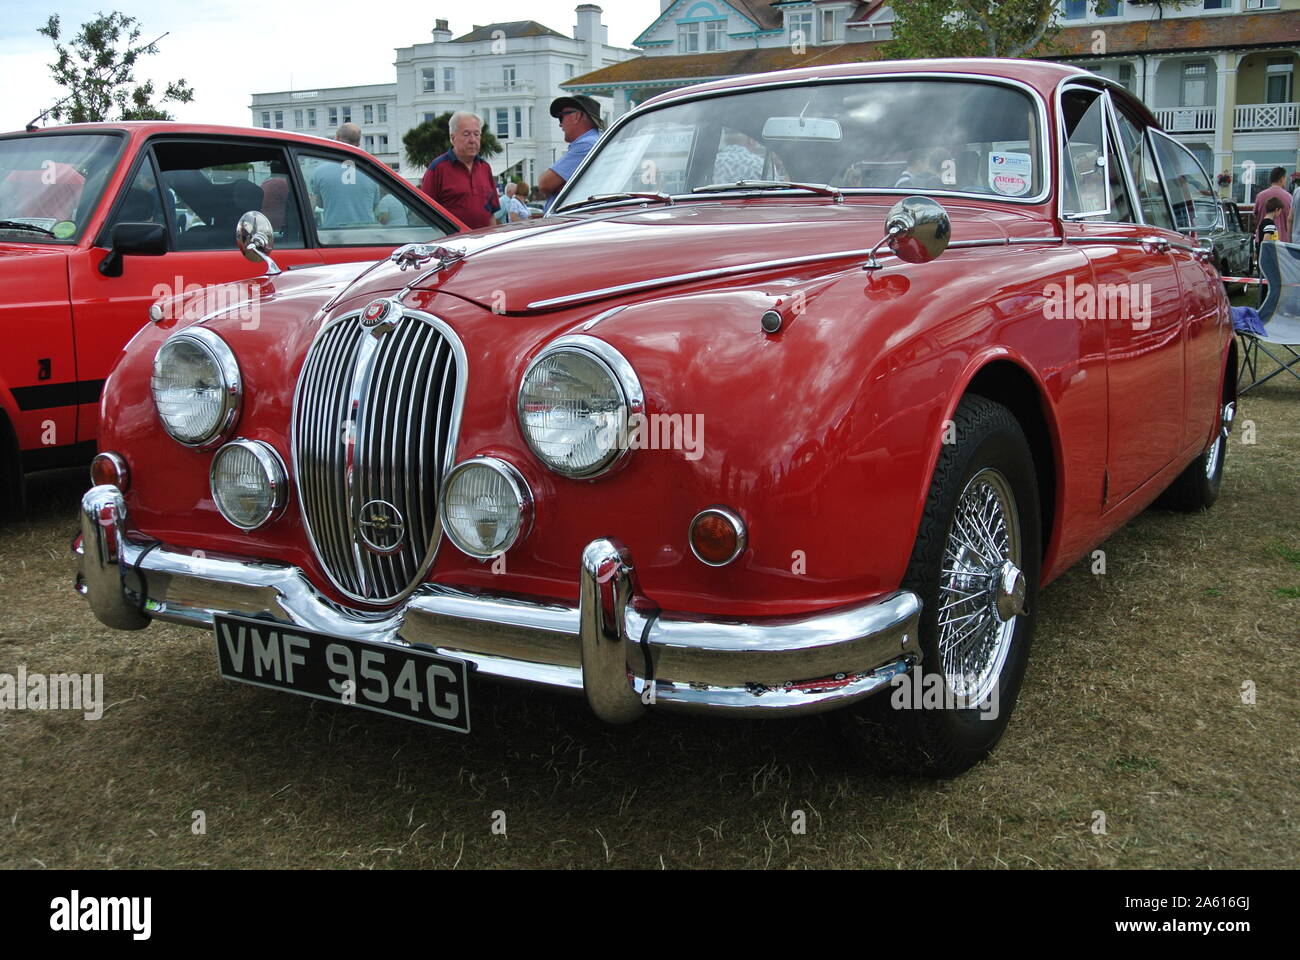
[152,140,306,251]
[0,133,122,242]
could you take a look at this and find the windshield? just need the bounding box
[0,133,123,242]
[562,79,1044,209]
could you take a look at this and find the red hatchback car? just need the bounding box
[0,122,464,510]
[77,61,1235,776]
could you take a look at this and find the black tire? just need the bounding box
[836,395,1041,777]
[0,414,25,521]
[1156,399,1231,512]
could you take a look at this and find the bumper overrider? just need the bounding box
[75,485,922,721]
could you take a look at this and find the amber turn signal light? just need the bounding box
[689,507,747,567]
[90,452,130,491]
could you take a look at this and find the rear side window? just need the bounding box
[1150,132,1220,233]
[1113,110,1175,231]
[151,140,306,251]
[295,151,452,247]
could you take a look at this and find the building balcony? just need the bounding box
[477,81,536,96]
[1153,106,1217,134]
[1234,102,1299,132]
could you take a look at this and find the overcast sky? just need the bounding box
[1,1,658,132]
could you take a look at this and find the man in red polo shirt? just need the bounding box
[420,111,500,230]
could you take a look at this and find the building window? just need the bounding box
[364,104,373,124]
[261,111,271,128]
[1096,0,1122,16]
[423,112,436,124]
[514,106,523,139]
[788,12,813,44]
[1181,62,1209,107]
[328,107,338,127]
[378,134,389,152]
[1117,62,1134,92]
[422,68,436,93]
[496,108,510,138]
[679,22,699,53]
[443,67,456,92]
[503,65,517,88]
[1203,0,1227,8]
[363,135,375,151]
[705,20,726,51]
[307,108,316,126]
[1062,0,1087,18]
[1266,57,1294,104]
[377,103,387,123]
[341,106,352,124]
[1244,0,1280,9]
[820,9,837,43]
[566,63,576,80]
[274,110,283,129]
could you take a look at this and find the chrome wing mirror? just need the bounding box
[235,211,281,277]
[864,196,951,270]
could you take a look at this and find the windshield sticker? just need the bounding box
[989,152,1032,196]
[52,220,76,239]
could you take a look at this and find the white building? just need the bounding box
[250,5,636,188]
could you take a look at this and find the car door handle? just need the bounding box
[1140,237,1171,255]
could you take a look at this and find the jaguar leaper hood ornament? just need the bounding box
[390,242,465,271]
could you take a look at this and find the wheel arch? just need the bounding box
[951,357,1060,568]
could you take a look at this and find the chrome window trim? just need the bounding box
[210,438,290,531]
[554,72,1053,211]
[516,334,645,479]
[439,456,534,559]
[289,306,469,607]
[1056,81,1114,222]
[152,327,242,449]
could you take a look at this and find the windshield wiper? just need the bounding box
[558,192,675,213]
[0,220,56,237]
[693,180,843,202]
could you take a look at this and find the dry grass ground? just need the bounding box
[1,360,1296,870]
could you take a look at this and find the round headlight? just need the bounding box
[517,336,643,478]
[151,329,241,447]
[210,440,288,530]
[440,458,532,558]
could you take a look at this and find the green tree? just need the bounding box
[403,113,502,169]
[883,0,1186,60]
[37,12,194,123]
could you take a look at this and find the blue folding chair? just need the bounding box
[1239,239,1300,394]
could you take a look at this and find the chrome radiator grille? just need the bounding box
[292,310,462,603]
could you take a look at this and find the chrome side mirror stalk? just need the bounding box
[864,196,952,270]
[235,211,281,277]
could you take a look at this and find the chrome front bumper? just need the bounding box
[75,485,921,720]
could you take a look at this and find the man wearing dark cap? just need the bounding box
[539,95,605,213]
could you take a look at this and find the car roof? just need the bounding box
[2,121,355,152]
[640,57,1157,126]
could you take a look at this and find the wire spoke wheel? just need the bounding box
[938,468,1022,706]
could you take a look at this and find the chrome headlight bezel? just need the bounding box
[516,335,644,479]
[151,327,242,449]
[209,439,289,531]
[439,457,533,559]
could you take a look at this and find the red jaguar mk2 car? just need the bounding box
[77,60,1235,776]
[0,122,464,512]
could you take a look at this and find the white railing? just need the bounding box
[1234,102,1300,132]
[477,81,536,95]
[1153,106,1218,133]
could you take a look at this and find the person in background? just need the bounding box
[1252,166,1291,243]
[539,95,604,213]
[499,182,529,223]
[420,111,499,229]
[309,122,378,227]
